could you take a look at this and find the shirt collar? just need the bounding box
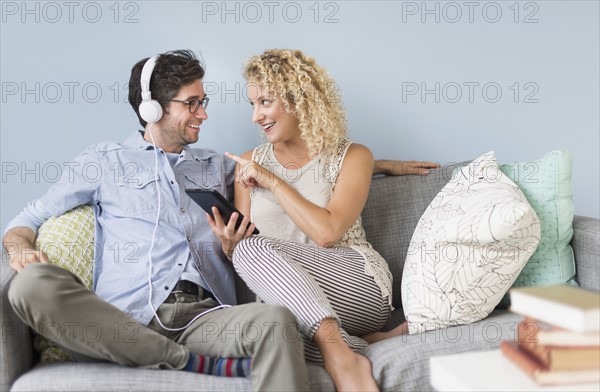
[121,130,155,150]
[121,131,216,162]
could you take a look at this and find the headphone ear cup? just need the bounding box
[139,100,163,124]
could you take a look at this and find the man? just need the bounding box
[3,50,309,391]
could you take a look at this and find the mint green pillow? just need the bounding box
[499,151,576,294]
[452,151,576,307]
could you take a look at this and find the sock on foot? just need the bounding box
[184,352,251,377]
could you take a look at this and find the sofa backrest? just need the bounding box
[362,164,464,308]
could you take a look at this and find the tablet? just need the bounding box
[185,189,260,235]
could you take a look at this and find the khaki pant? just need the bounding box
[8,264,309,391]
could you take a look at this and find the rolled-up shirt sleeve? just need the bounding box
[3,146,101,236]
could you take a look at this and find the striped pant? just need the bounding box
[233,236,391,362]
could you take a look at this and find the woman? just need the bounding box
[208,49,426,391]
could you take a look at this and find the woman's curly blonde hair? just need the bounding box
[243,49,347,157]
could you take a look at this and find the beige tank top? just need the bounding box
[250,139,394,306]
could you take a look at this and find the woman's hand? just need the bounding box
[373,160,440,176]
[206,207,256,260]
[225,152,283,193]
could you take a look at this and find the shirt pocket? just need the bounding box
[114,169,160,215]
[183,173,222,193]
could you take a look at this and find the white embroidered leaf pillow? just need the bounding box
[401,151,540,334]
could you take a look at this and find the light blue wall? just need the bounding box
[2,1,599,232]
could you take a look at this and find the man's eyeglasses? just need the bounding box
[169,96,209,113]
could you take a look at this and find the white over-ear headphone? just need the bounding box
[139,56,163,124]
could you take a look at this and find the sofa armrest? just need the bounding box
[572,215,600,292]
[1,251,35,391]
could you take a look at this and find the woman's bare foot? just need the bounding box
[316,319,379,391]
[361,321,409,344]
[324,351,379,392]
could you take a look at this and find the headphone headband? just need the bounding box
[140,56,158,102]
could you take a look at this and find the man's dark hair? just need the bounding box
[128,49,205,127]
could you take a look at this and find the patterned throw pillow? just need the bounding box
[401,151,541,334]
[33,205,95,362]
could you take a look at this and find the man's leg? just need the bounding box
[8,264,188,369]
[171,301,309,392]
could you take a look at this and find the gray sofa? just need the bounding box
[2,164,599,391]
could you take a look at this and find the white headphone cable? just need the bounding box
[145,123,230,332]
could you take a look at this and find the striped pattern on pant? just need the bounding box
[232,236,391,362]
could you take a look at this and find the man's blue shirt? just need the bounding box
[4,131,237,325]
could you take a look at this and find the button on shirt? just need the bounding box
[4,131,237,325]
[165,151,209,291]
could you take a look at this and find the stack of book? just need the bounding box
[502,284,600,386]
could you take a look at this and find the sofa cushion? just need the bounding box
[364,308,522,391]
[11,362,252,391]
[401,151,541,333]
[10,360,333,391]
[497,151,576,305]
[11,310,519,392]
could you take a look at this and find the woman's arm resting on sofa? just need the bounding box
[373,160,440,176]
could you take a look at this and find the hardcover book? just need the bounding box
[509,285,600,333]
[518,319,600,371]
[501,341,600,386]
[517,317,600,347]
